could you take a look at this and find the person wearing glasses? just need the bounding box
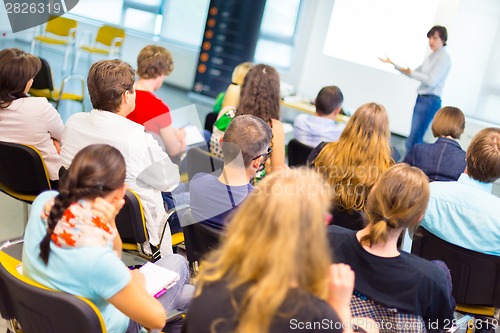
[190,115,272,229]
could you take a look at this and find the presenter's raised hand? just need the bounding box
[378,56,394,65]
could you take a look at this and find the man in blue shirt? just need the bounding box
[293,86,346,147]
[189,115,272,229]
[421,127,500,256]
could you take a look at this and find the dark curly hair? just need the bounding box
[39,144,126,264]
[236,64,280,125]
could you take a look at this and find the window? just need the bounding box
[160,0,210,47]
[70,0,302,68]
[254,0,302,69]
[71,0,209,46]
[71,0,122,26]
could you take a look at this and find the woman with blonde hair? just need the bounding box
[183,168,365,333]
[309,102,393,230]
[328,164,454,332]
[404,106,466,181]
[215,61,253,112]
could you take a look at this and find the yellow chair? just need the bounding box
[29,57,85,111]
[30,16,78,74]
[0,250,107,333]
[73,25,125,73]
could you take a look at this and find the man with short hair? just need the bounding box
[293,85,346,147]
[421,127,500,255]
[189,115,272,228]
[61,59,180,256]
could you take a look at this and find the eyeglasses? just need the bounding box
[252,147,272,160]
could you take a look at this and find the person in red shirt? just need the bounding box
[127,45,186,157]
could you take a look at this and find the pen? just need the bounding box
[154,288,167,298]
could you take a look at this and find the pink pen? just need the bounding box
[154,288,167,298]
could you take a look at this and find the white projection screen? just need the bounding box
[323,0,439,73]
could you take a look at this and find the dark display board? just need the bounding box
[192,0,267,98]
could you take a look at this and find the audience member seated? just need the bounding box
[61,60,180,256]
[22,144,193,333]
[421,127,500,255]
[184,168,376,333]
[293,86,346,147]
[190,115,272,229]
[0,48,63,183]
[404,106,466,181]
[309,103,393,230]
[126,45,186,158]
[328,164,455,332]
[215,61,253,113]
[210,64,286,180]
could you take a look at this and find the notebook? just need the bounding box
[183,124,206,146]
[139,262,180,298]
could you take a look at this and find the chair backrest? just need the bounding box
[45,16,77,38]
[30,57,54,91]
[185,147,224,181]
[411,227,500,307]
[288,138,314,167]
[0,251,106,333]
[181,210,222,265]
[0,142,51,202]
[96,25,125,47]
[116,189,148,246]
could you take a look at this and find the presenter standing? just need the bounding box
[380,26,451,156]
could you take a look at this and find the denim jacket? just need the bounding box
[404,137,466,182]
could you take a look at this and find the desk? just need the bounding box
[281,98,350,123]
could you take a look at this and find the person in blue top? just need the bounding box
[404,106,466,181]
[190,115,272,229]
[421,127,500,256]
[380,25,451,156]
[22,144,193,333]
[293,85,346,147]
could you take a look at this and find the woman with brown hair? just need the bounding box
[404,106,466,181]
[328,164,454,332]
[210,64,286,177]
[22,144,193,333]
[0,48,64,182]
[309,102,394,230]
[183,168,373,333]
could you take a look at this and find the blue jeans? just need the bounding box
[405,95,441,155]
[126,254,194,333]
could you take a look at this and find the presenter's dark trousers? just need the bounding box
[405,94,441,157]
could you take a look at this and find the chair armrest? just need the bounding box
[110,37,124,55]
[68,27,77,41]
[0,237,24,251]
[76,30,94,48]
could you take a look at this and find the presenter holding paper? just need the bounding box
[380,25,451,156]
